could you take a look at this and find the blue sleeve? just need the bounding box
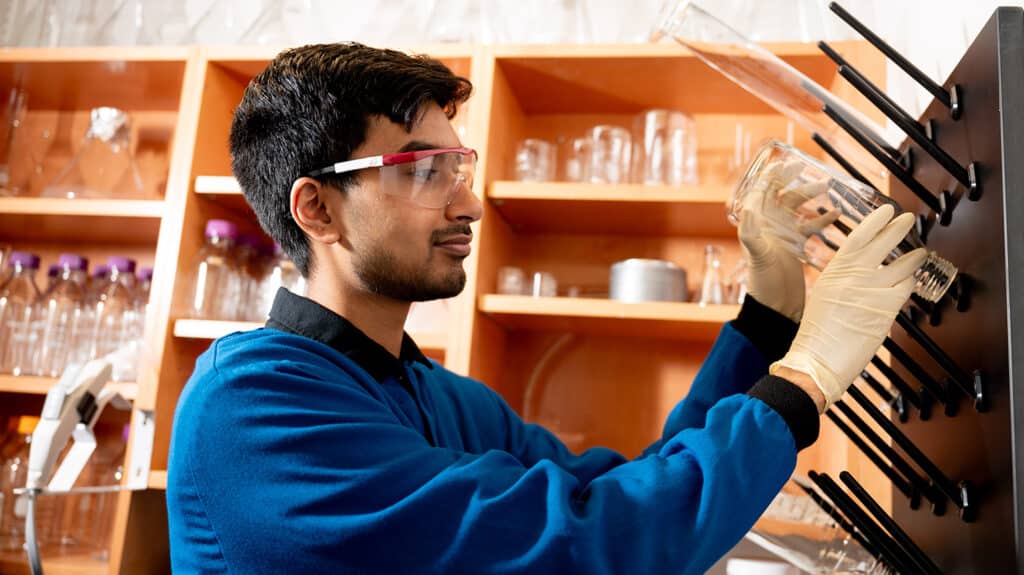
[168,336,799,575]
[643,322,770,457]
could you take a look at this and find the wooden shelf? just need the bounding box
[0,46,191,111]
[0,375,137,400]
[0,198,164,243]
[479,294,737,341]
[494,42,842,114]
[0,550,108,575]
[149,470,167,490]
[173,319,448,352]
[173,319,262,339]
[194,176,241,195]
[488,181,734,237]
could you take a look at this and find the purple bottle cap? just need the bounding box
[57,253,88,272]
[8,252,40,270]
[138,267,154,282]
[107,256,137,275]
[48,264,60,277]
[205,219,238,241]
[122,424,131,442]
[237,233,263,249]
[93,264,110,278]
[273,242,285,257]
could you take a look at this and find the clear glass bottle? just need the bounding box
[0,416,60,553]
[87,424,129,561]
[0,88,29,197]
[37,254,88,378]
[698,245,725,307]
[257,244,304,318]
[235,235,266,321]
[189,219,241,320]
[41,107,144,199]
[0,252,43,376]
[90,257,140,382]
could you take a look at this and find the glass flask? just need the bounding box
[698,245,725,306]
[90,257,140,382]
[0,89,29,196]
[729,139,957,302]
[632,109,698,186]
[651,1,895,181]
[42,107,144,199]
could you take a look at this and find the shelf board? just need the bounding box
[479,294,737,341]
[495,42,842,114]
[0,375,137,400]
[0,550,108,575]
[149,469,167,490]
[194,175,241,194]
[173,319,448,352]
[0,198,164,243]
[488,181,734,237]
[0,46,190,111]
[173,319,262,339]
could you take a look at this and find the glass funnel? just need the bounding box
[41,107,144,199]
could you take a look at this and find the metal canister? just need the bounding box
[609,258,688,303]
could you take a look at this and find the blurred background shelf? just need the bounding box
[173,318,448,353]
[0,198,164,243]
[479,294,737,341]
[0,551,108,575]
[488,181,734,237]
[0,375,137,401]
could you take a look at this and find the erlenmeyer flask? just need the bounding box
[698,244,725,306]
[42,108,144,200]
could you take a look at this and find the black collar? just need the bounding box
[265,287,432,383]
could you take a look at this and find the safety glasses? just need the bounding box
[308,147,477,209]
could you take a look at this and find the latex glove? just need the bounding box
[770,204,927,410]
[738,160,837,322]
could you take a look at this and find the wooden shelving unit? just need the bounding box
[0,39,895,574]
[0,551,108,575]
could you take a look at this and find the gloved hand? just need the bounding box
[738,160,837,322]
[770,204,927,410]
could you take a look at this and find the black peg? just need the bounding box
[833,399,945,514]
[826,410,920,508]
[809,471,920,574]
[846,385,970,514]
[870,356,930,420]
[894,310,977,402]
[828,2,959,118]
[882,337,950,409]
[859,369,894,405]
[812,132,874,187]
[824,104,945,216]
[949,274,971,312]
[910,293,942,327]
[795,480,882,561]
[834,61,976,199]
[839,471,945,575]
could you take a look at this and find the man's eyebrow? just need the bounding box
[397,140,442,153]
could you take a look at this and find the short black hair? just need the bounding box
[229,42,472,276]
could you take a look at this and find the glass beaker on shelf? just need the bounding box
[632,109,698,186]
[0,89,29,197]
[41,107,144,199]
[729,139,957,302]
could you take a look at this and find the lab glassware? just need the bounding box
[0,252,43,376]
[36,254,88,378]
[729,139,957,302]
[632,109,698,185]
[698,245,725,306]
[588,125,631,184]
[189,220,241,320]
[514,138,557,182]
[42,107,145,199]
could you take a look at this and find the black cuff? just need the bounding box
[731,296,799,363]
[748,375,820,450]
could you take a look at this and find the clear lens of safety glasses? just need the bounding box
[379,150,477,209]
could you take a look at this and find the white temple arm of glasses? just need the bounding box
[309,155,385,177]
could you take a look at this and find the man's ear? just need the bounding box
[290,177,342,245]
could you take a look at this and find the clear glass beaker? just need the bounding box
[730,139,957,302]
[651,1,896,181]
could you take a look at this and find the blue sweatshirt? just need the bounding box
[167,296,818,574]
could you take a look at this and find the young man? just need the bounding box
[167,43,924,574]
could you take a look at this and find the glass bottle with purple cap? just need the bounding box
[37,253,88,377]
[0,252,42,376]
[189,219,241,320]
[91,256,140,382]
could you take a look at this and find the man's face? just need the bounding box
[331,103,483,302]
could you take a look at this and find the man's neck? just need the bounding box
[305,279,410,358]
